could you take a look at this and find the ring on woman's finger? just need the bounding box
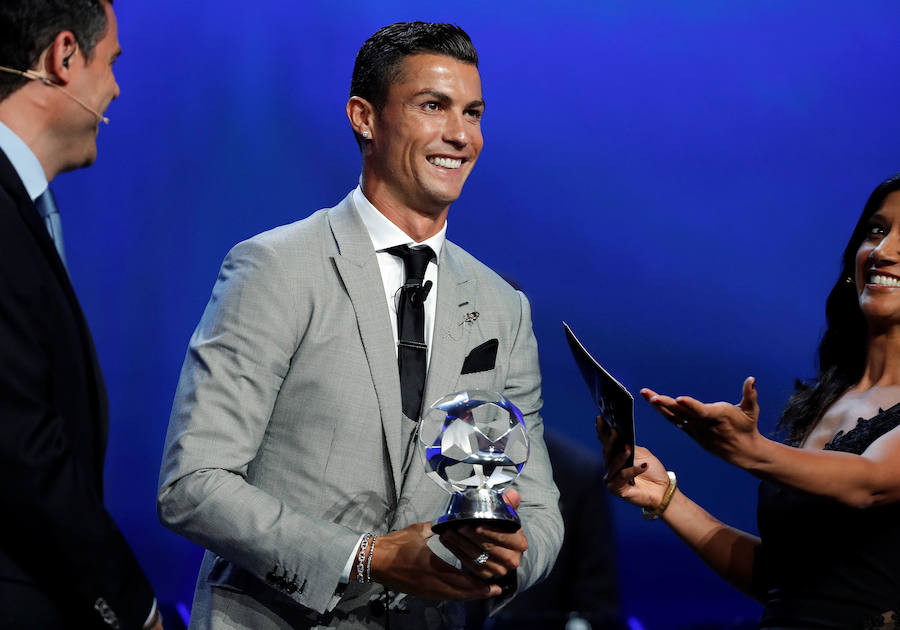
[676,418,689,429]
[474,551,489,566]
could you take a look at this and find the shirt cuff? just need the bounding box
[325,532,366,611]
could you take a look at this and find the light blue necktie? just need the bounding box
[34,187,67,268]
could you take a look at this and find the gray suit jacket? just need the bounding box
[157,193,562,629]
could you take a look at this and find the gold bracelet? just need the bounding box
[641,470,677,520]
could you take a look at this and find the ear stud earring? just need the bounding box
[362,130,370,139]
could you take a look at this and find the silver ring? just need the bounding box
[474,551,489,566]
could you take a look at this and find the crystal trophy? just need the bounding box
[418,390,530,533]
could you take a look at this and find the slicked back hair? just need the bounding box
[0,0,112,101]
[349,22,478,147]
[779,172,900,444]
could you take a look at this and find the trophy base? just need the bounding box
[431,487,521,534]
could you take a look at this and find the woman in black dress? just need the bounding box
[599,173,900,629]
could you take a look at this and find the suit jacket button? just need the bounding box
[286,580,298,594]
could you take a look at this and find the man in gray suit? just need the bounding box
[158,22,562,630]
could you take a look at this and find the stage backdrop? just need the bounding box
[53,1,900,628]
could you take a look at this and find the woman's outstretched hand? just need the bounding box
[640,376,767,470]
[596,415,671,510]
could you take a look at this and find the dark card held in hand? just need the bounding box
[564,322,635,472]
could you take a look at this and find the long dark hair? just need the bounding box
[779,173,900,444]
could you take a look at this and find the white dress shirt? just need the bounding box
[352,185,445,366]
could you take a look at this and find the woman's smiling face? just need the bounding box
[856,191,900,327]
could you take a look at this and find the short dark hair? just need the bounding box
[0,0,112,101]
[349,22,478,146]
[779,172,900,444]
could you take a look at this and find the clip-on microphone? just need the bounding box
[0,64,109,124]
[409,279,433,304]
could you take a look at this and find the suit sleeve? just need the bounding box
[0,207,154,629]
[496,290,564,604]
[157,238,362,614]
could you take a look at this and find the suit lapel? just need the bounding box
[0,151,70,294]
[327,195,405,499]
[423,242,475,411]
[0,150,110,487]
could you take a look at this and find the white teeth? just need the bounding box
[428,156,462,169]
[870,274,900,287]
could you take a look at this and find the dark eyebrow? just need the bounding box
[414,89,485,110]
[415,89,452,104]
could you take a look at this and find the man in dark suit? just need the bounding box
[0,2,162,628]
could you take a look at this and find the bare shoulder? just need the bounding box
[805,387,900,450]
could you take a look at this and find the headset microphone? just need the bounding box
[0,65,109,124]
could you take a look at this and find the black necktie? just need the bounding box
[385,245,435,420]
[35,187,67,268]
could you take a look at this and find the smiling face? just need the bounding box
[855,191,900,327]
[365,53,484,218]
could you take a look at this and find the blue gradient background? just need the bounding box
[49,1,900,627]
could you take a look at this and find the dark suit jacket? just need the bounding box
[0,149,153,629]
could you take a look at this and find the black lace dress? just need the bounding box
[754,404,900,629]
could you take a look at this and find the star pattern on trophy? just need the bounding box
[421,390,529,495]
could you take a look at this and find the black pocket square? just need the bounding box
[461,339,498,374]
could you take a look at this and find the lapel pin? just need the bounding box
[460,311,479,326]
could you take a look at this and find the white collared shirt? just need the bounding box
[352,185,446,366]
[0,120,48,202]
